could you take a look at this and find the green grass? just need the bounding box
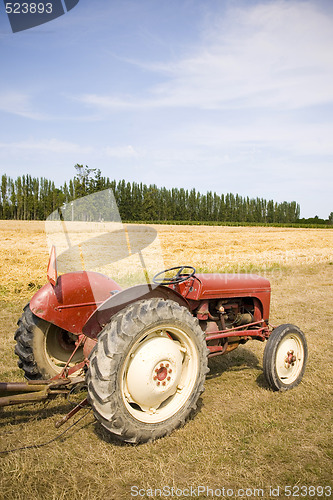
[124,219,333,229]
[196,261,286,275]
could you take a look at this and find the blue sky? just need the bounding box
[0,0,332,218]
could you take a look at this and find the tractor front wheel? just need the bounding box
[14,304,85,380]
[86,298,209,443]
[263,324,307,391]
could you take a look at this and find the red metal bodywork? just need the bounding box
[82,284,190,339]
[5,268,273,411]
[30,267,272,353]
[30,271,122,334]
[83,273,271,340]
[176,273,271,321]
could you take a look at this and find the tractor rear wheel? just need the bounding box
[263,324,307,391]
[86,298,209,443]
[14,303,85,380]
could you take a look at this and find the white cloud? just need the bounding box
[0,92,47,120]
[103,145,140,158]
[79,94,141,110]
[170,119,333,157]
[78,1,333,112]
[0,138,92,154]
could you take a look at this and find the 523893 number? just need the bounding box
[285,485,332,497]
[5,3,53,14]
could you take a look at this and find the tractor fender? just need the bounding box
[82,284,190,339]
[30,271,122,334]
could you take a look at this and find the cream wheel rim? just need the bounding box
[275,333,304,384]
[120,325,199,424]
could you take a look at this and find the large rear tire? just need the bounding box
[263,324,307,391]
[86,298,209,443]
[14,304,85,380]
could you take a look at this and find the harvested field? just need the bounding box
[0,220,332,500]
[157,224,333,272]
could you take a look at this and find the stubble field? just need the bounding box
[0,221,332,500]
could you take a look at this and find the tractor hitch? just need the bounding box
[0,377,84,407]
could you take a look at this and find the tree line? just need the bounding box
[0,164,324,225]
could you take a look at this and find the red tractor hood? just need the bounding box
[175,273,271,322]
[193,273,271,298]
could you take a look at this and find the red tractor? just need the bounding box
[11,256,307,444]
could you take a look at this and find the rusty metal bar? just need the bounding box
[206,328,267,341]
[63,361,87,378]
[0,385,49,407]
[53,336,87,380]
[205,321,269,342]
[0,378,83,408]
[55,397,89,428]
[0,381,50,393]
[206,328,266,341]
[207,341,240,357]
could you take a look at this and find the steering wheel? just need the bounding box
[153,266,196,285]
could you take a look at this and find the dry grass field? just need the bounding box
[0,220,332,500]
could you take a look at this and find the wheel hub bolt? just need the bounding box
[153,362,174,386]
[285,350,296,368]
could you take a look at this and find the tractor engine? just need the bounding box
[194,298,256,355]
[216,299,254,328]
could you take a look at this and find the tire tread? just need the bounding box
[263,323,307,391]
[86,298,209,443]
